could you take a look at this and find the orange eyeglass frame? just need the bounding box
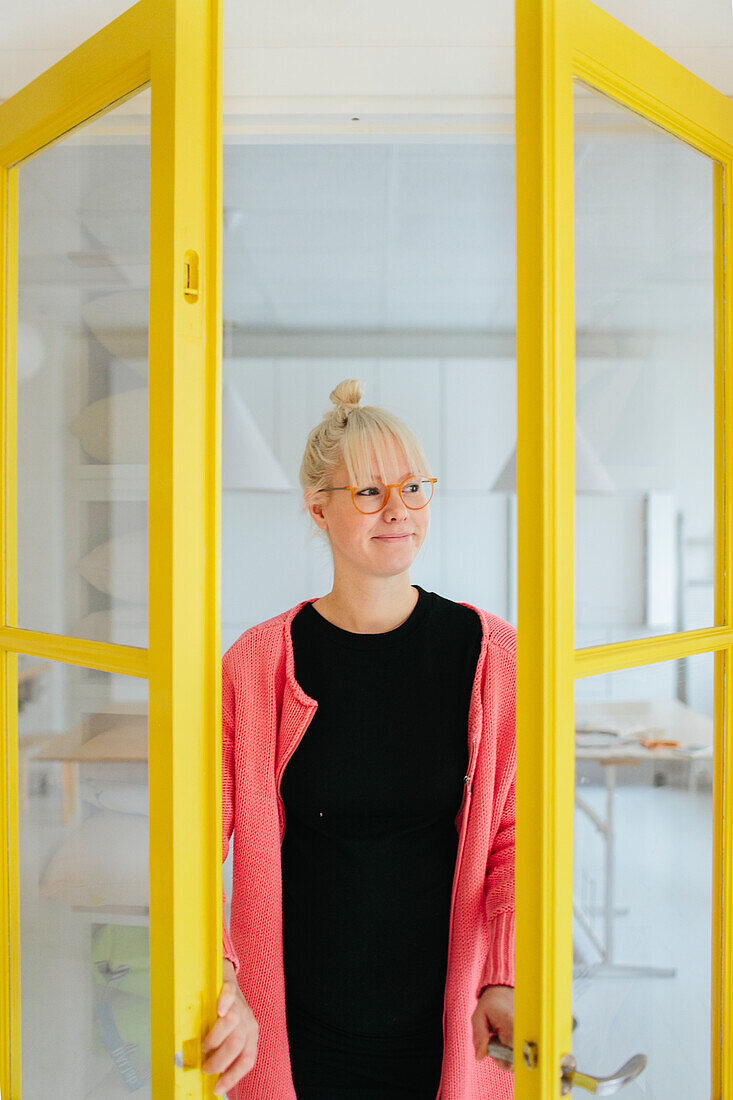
[321,475,438,513]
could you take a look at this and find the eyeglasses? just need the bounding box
[321,474,437,514]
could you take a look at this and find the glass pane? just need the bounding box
[221,137,518,645]
[15,654,150,1097]
[573,81,716,649]
[573,653,715,1096]
[14,86,150,646]
[220,101,518,1093]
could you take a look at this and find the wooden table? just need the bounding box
[29,702,147,824]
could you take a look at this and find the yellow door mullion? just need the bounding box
[718,145,733,1099]
[0,13,150,169]
[2,165,18,639]
[0,161,6,1100]
[1,651,20,1097]
[146,0,223,1094]
[204,0,226,1074]
[575,625,733,679]
[723,643,733,1099]
[710,136,726,1088]
[515,0,577,1095]
[0,152,21,1100]
[713,646,732,1100]
[0,627,147,678]
[569,0,733,163]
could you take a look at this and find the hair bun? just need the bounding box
[329,378,364,414]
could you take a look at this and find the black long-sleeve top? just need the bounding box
[281,584,483,1098]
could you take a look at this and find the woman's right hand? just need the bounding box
[201,967,259,1096]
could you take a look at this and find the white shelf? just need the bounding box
[71,904,149,927]
[74,463,147,502]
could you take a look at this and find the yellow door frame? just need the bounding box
[515,0,733,1096]
[0,1,224,1096]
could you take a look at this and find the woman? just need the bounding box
[201,379,516,1099]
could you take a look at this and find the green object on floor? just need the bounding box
[93,987,152,1065]
[92,924,150,998]
[91,924,151,1082]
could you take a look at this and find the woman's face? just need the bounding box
[308,447,431,580]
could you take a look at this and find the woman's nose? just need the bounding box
[382,487,409,518]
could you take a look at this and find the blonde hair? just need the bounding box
[299,378,434,538]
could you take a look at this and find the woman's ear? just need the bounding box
[305,490,328,532]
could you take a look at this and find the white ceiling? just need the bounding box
[2,0,733,103]
[14,108,714,338]
[4,0,727,341]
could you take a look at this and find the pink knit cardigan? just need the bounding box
[220,596,516,1099]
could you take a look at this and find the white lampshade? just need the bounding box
[222,380,292,491]
[491,422,616,493]
[17,320,45,382]
[80,289,148,359]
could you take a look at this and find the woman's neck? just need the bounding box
[313,580,419,634]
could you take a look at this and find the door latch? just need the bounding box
[183,249,200,303]
[174,1036,199,1070]
[487,1040,647,1095]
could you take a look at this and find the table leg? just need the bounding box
[574,761,675,979]
[62,762,78,825]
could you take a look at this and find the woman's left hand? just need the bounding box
[471,984,514,1071]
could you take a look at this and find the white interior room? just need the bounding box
[3,0,733,1096]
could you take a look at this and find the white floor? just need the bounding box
[17,775,151,1098]
[572,782,714,1098]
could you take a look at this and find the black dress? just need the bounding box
[281,585,483,1099]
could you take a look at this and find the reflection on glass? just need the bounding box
[16,654,149,1097]
[14,86,150,646]
[573,81,715,649]
[573,653,714,1096]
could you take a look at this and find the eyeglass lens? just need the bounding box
[353,477,434,513]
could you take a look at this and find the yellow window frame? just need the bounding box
[515,0,733,1096]
[0,1,224,1096]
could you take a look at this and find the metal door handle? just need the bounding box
[487,1040,647,1095]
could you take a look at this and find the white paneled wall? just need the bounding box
[220,356,517,652]
[221,349,714,723]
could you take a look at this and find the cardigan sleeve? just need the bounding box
[476,770,516,995]
[475,639,516,998]
[221,659,241,978]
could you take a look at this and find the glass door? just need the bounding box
[0,1,224,1096]
[514,0,733,1096]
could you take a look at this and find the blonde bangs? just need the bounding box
[340,411,433,488]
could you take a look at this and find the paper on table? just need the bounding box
[575,720,665,738]
[575,724,667,749]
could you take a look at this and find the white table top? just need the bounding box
[574,698,714,762]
